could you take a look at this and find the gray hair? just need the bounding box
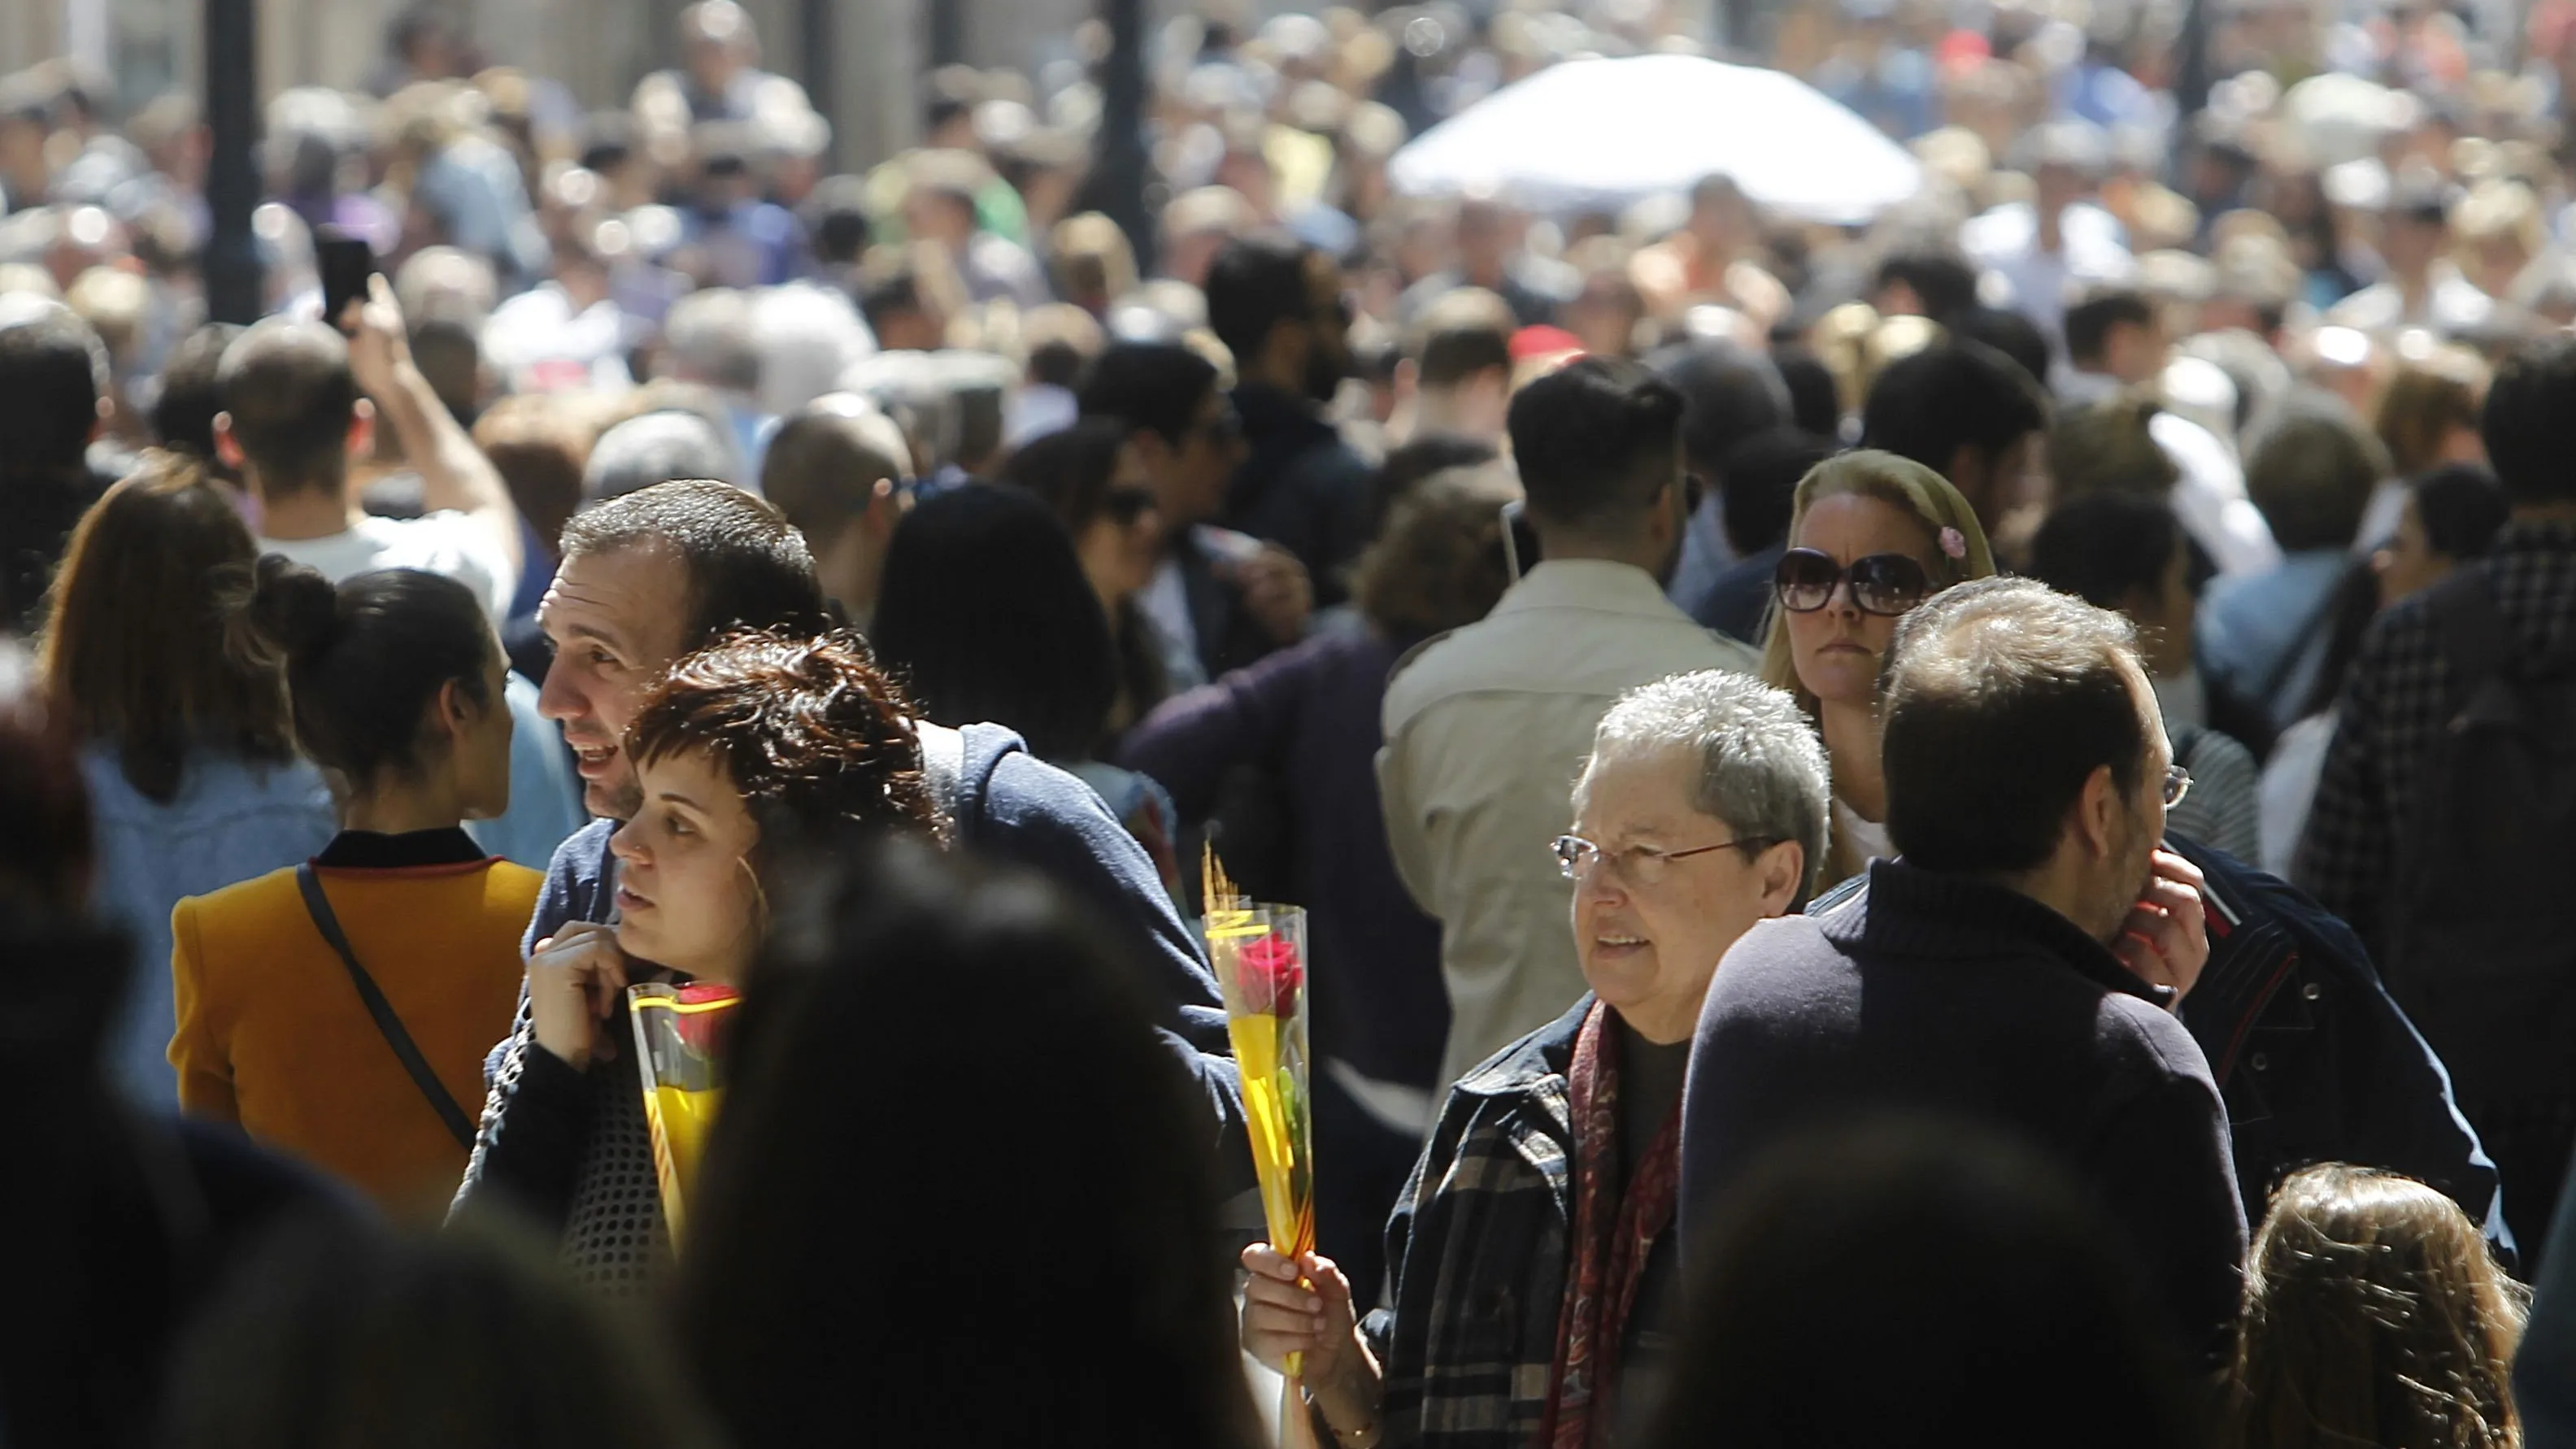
[1577,670,1832,904]
[664,286,762,394]
[582,410,739,505]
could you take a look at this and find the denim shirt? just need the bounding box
[84,746,336,1107]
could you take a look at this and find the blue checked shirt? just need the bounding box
[2295,518,2576,948]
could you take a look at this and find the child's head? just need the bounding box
[2233,1163,2524,1449]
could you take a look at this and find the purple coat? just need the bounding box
[1117,629,1451,1091]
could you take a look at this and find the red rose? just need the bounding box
[672,983,740,1055]
[1241,933,1304,1019]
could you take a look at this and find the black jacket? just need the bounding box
[1225,384,1373,609]
[2169,834,2509,1263]
[1683,859,2247,1367]
[0,466,105,632]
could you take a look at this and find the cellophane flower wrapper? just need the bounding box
[628,981,739,1251]
[1208,897,1316,1377]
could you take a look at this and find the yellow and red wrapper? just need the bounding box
[629,981,739,1251]
[1205,848,1316,1379]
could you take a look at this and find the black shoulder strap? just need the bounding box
[296,863,478,1150]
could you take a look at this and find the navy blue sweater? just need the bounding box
[1682,859,2247,1368]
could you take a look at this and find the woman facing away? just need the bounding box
[868,480,1185,899]
[1756,450,1995,890]
[169,560,537,1219]
[2230,1162,2524,1449]
[38,453,337,1107]
[451,629,946,1295]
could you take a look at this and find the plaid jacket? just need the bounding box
[1364,997,1586,1449]
[2295,519,2576,950]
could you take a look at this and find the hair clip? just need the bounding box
[1939,526,1968,560]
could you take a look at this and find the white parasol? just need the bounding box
[1387,53,1925,224]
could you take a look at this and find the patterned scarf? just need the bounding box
[1537,1000,1682,1449]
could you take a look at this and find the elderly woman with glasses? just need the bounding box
[1242,670,1829,1449]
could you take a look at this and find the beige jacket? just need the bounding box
[1377,559,1761,1091]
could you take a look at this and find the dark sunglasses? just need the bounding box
[1773,548,1933,617]
[1103,485,1159,526]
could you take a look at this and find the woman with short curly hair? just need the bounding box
[456,629,946,1291]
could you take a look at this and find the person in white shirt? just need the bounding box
[2325,173,2496,340]
[1380,356,1760,1090]
[1960,122,2133,343]
[215,276,523,627]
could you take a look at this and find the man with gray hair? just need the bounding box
[1242,668,1823,1449]
[661,286,771,472]
[581,409,739,506]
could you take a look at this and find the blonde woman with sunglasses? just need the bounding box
[1757,450,1997,889]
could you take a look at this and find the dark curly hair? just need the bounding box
[624,631,948,860]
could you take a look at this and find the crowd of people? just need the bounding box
[7,0,2576,1442]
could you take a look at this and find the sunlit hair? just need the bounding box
[625,631,948,868]
[41,452,297,803]
[1351,463,1519,641]
[2373,349,2488,481]
[2230,1163,2525,1449]
[1578,670,1831,909]
[2049,389,2181,501]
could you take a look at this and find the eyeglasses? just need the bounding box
[1103,485,1159,526]
[2161,764,2192,809]
[1773,549,1934,617]
[1552,833,1772,887]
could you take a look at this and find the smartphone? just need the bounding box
[315,228,376,333]
[1501,498,1539,580]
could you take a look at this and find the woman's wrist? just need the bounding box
[1307,1338,1384,1443]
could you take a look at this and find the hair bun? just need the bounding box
[242,555,342,664]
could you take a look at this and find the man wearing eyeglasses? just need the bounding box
[1682,577,2247,1372]
[1381,357,1761,1094]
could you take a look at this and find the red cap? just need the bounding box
[1509,324,1583,361]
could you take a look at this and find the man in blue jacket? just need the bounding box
[459,481,1246,1233]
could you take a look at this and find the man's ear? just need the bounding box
[2073,762,2121,861]
[91,392,111,444]
[1756,838,1806,918]
[213,412,246,469]
[347,397,376,460]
